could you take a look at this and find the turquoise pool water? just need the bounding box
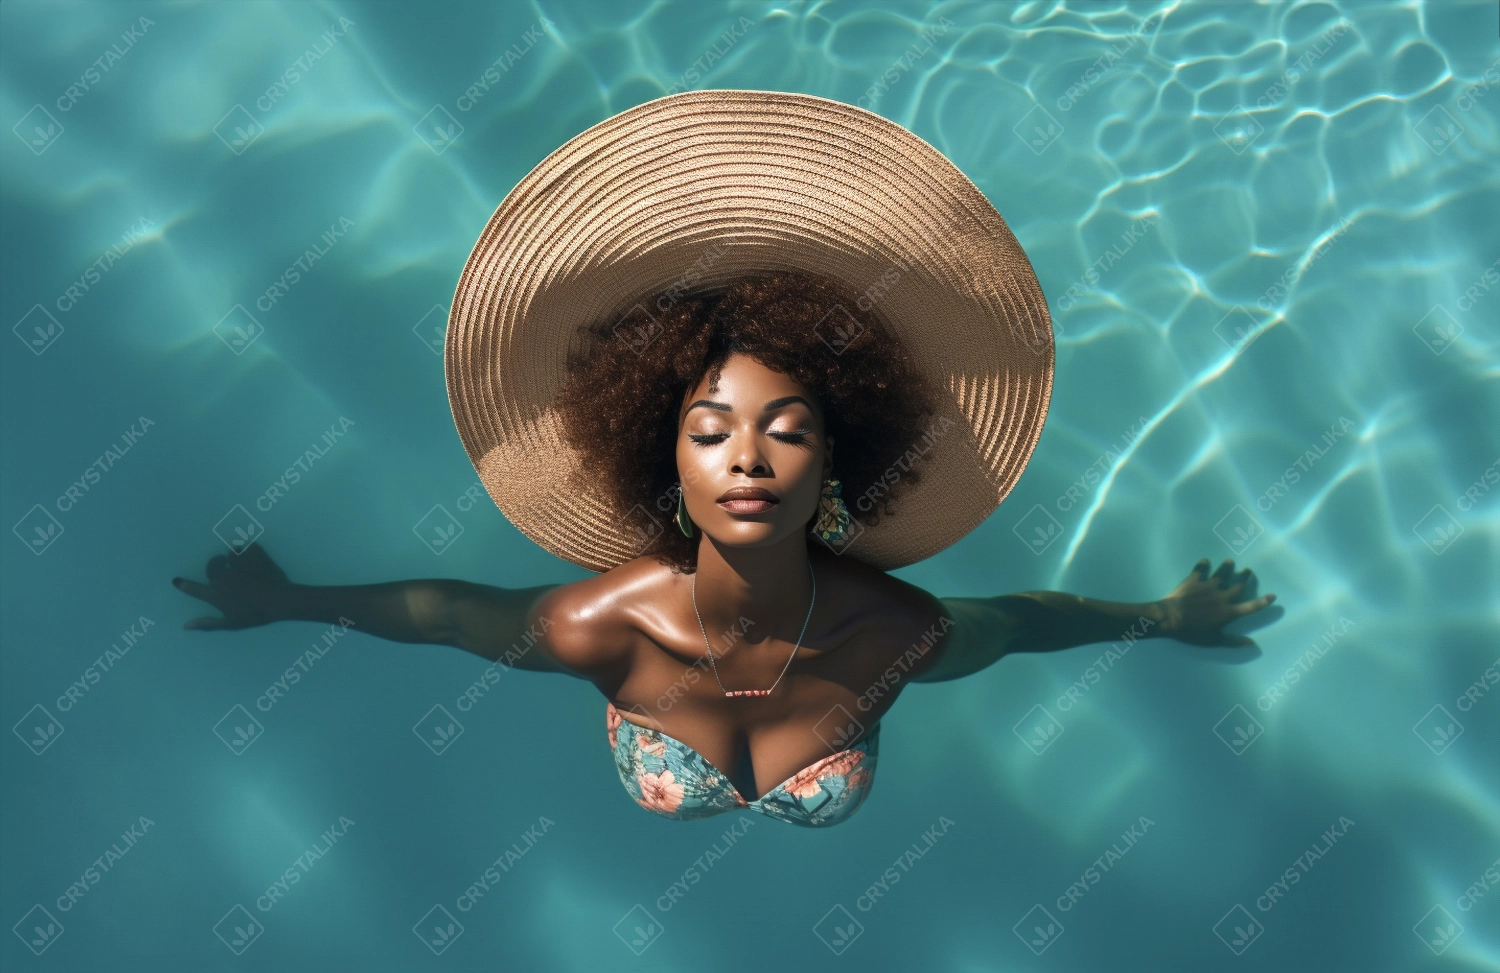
[3,1,1497,968]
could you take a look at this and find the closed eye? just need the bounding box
[688,431,813,447]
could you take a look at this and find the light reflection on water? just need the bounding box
[1,1,1496,970]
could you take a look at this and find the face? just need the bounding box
[676,352,833,548]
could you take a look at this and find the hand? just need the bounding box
[1155,558,1276,648]
[172,542,293,631]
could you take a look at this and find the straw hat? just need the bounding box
[445,89,1053,573]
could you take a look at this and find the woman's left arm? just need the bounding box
[913,558,1276,683]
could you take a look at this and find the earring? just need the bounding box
[676,491,695,538]
[812,477,853,544]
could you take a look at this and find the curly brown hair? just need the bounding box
[554,270,938,573]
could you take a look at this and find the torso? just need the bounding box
[556,547,950,800]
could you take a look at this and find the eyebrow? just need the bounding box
[682,395,813,418]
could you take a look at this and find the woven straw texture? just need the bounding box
[445,89,1053,573]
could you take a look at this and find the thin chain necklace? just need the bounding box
[692,559,815,698]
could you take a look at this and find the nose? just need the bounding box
[728,427,771,478]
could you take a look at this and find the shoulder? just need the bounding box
[813,551,953,679]
[529,555,670,681]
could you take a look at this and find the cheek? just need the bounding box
[791,455,827,501]
[676,445,709,490]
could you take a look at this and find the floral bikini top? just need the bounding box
[606,703,878,828]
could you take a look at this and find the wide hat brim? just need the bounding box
[445,89,1053,573]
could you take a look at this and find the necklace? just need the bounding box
[692,559,815,698]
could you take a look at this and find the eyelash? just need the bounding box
[688,431,812,448]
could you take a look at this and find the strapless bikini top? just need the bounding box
[606,702,879,828]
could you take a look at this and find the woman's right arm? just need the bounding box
[172,542,581,675]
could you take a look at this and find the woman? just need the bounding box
[174,91,1276,828]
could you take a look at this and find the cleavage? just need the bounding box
[621,713,767,800]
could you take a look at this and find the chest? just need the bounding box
[609,639,915,800]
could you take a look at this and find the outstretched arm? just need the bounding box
[914,558,1276,683]
[172,542,580,676]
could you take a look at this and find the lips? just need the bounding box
[717,486,779,514]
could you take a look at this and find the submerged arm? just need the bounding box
[172,542,579,675]
[914,558,1276,683]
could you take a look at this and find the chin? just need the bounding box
[708,522,789,546]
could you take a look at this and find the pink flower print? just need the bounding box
[606,703,622,749]
[846,767,871,791]
[784,768,824,800]
[637,769,685,813]
[783,748,866,799]
[638,733,666,757]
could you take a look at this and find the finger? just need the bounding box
[240,541,288,582]
[241,541,272,568]
[184,615,229,631]
[1191,557,1211,580]
[1222,633,1255,647]
[1212,559,1236,585]
[206,554,233,584]
[1235,593,1276,614]
[172,577,215,602]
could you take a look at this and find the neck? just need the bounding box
[691,531,817,654]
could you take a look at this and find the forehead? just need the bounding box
[682,353,822,418]
[696,353,809,394]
